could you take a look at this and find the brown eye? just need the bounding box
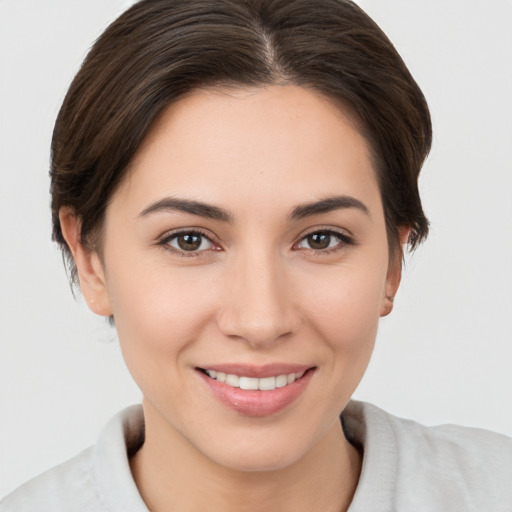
[306,233,332,250]
[296,230,352,252]
[167,232,213,252]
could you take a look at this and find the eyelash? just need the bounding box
[157,228,355,257]
[294,228,355,255]
[158,229,219,257]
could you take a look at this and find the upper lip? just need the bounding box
[196,363,314,378]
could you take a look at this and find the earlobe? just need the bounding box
[380,226,411,317]
[380,275,398,317]
[59,208,113,317]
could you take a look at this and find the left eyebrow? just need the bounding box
[289,195,370,221]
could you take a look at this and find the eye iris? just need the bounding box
[308,233,331,250]
[177,234,202,251]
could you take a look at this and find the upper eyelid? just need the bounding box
[157,225,353,250]
[157,230,220,258]
[294,227,355,252]
[296,225,353,240]
[160,227,216,243]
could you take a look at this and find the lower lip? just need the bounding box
[197,369,315,417]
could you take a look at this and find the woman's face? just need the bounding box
[75,85,400,471]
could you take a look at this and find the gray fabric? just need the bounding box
[344,402,512,512]
[0,405,148,512]
[2,401,511,511]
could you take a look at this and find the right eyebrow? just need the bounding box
[138,197,233,223]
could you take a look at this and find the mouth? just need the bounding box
[196,365,316,416]
[198,368,309,390]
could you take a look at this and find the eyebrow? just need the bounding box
[139,197,233,223]
[138,194,369,223]
[289,195,370,221]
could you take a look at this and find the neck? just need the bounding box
[130,403,361,512]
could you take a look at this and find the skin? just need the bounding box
[61,85,405,512]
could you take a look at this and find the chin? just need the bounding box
[191,417,328,474]
[207,441,307,473]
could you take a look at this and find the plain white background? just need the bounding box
[1,0,511,498]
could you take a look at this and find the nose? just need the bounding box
[217,250,301,348]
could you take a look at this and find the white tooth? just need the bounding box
[258,376,276,390]
[239,377,259,390]
[207,370,217,379]
[287,373,296,384]
[294,371,305,380]
[216,372,226,382]
[275,374,288,388]
[225,374,240,388]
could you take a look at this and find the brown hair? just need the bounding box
[51,0,431,286]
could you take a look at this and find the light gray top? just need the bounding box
[2,401,511,511]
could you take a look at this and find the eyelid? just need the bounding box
[293,226,355,252]
[157,227,222,256]
[155,225,354,256]
[295,224,354,240]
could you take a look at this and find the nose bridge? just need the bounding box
[218,245,299,346]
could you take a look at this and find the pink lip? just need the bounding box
[196,364,316,417]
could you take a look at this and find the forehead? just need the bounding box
[114,85,381,218]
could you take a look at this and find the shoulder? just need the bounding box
[0,405,148,512]
[0,447,100,512]
[344,400,512,512]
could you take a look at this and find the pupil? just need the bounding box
[178,234,201,251]
[308,233,330,249]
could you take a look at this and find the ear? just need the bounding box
[380,227,411,317]
[59,208,113,316]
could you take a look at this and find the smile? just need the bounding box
[197,365,315,416]
[202,369,306,391]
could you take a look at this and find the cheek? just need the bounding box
[105,257,220,375]
[297,260,386,368]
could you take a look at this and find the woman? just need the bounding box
[1,0,511,510]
